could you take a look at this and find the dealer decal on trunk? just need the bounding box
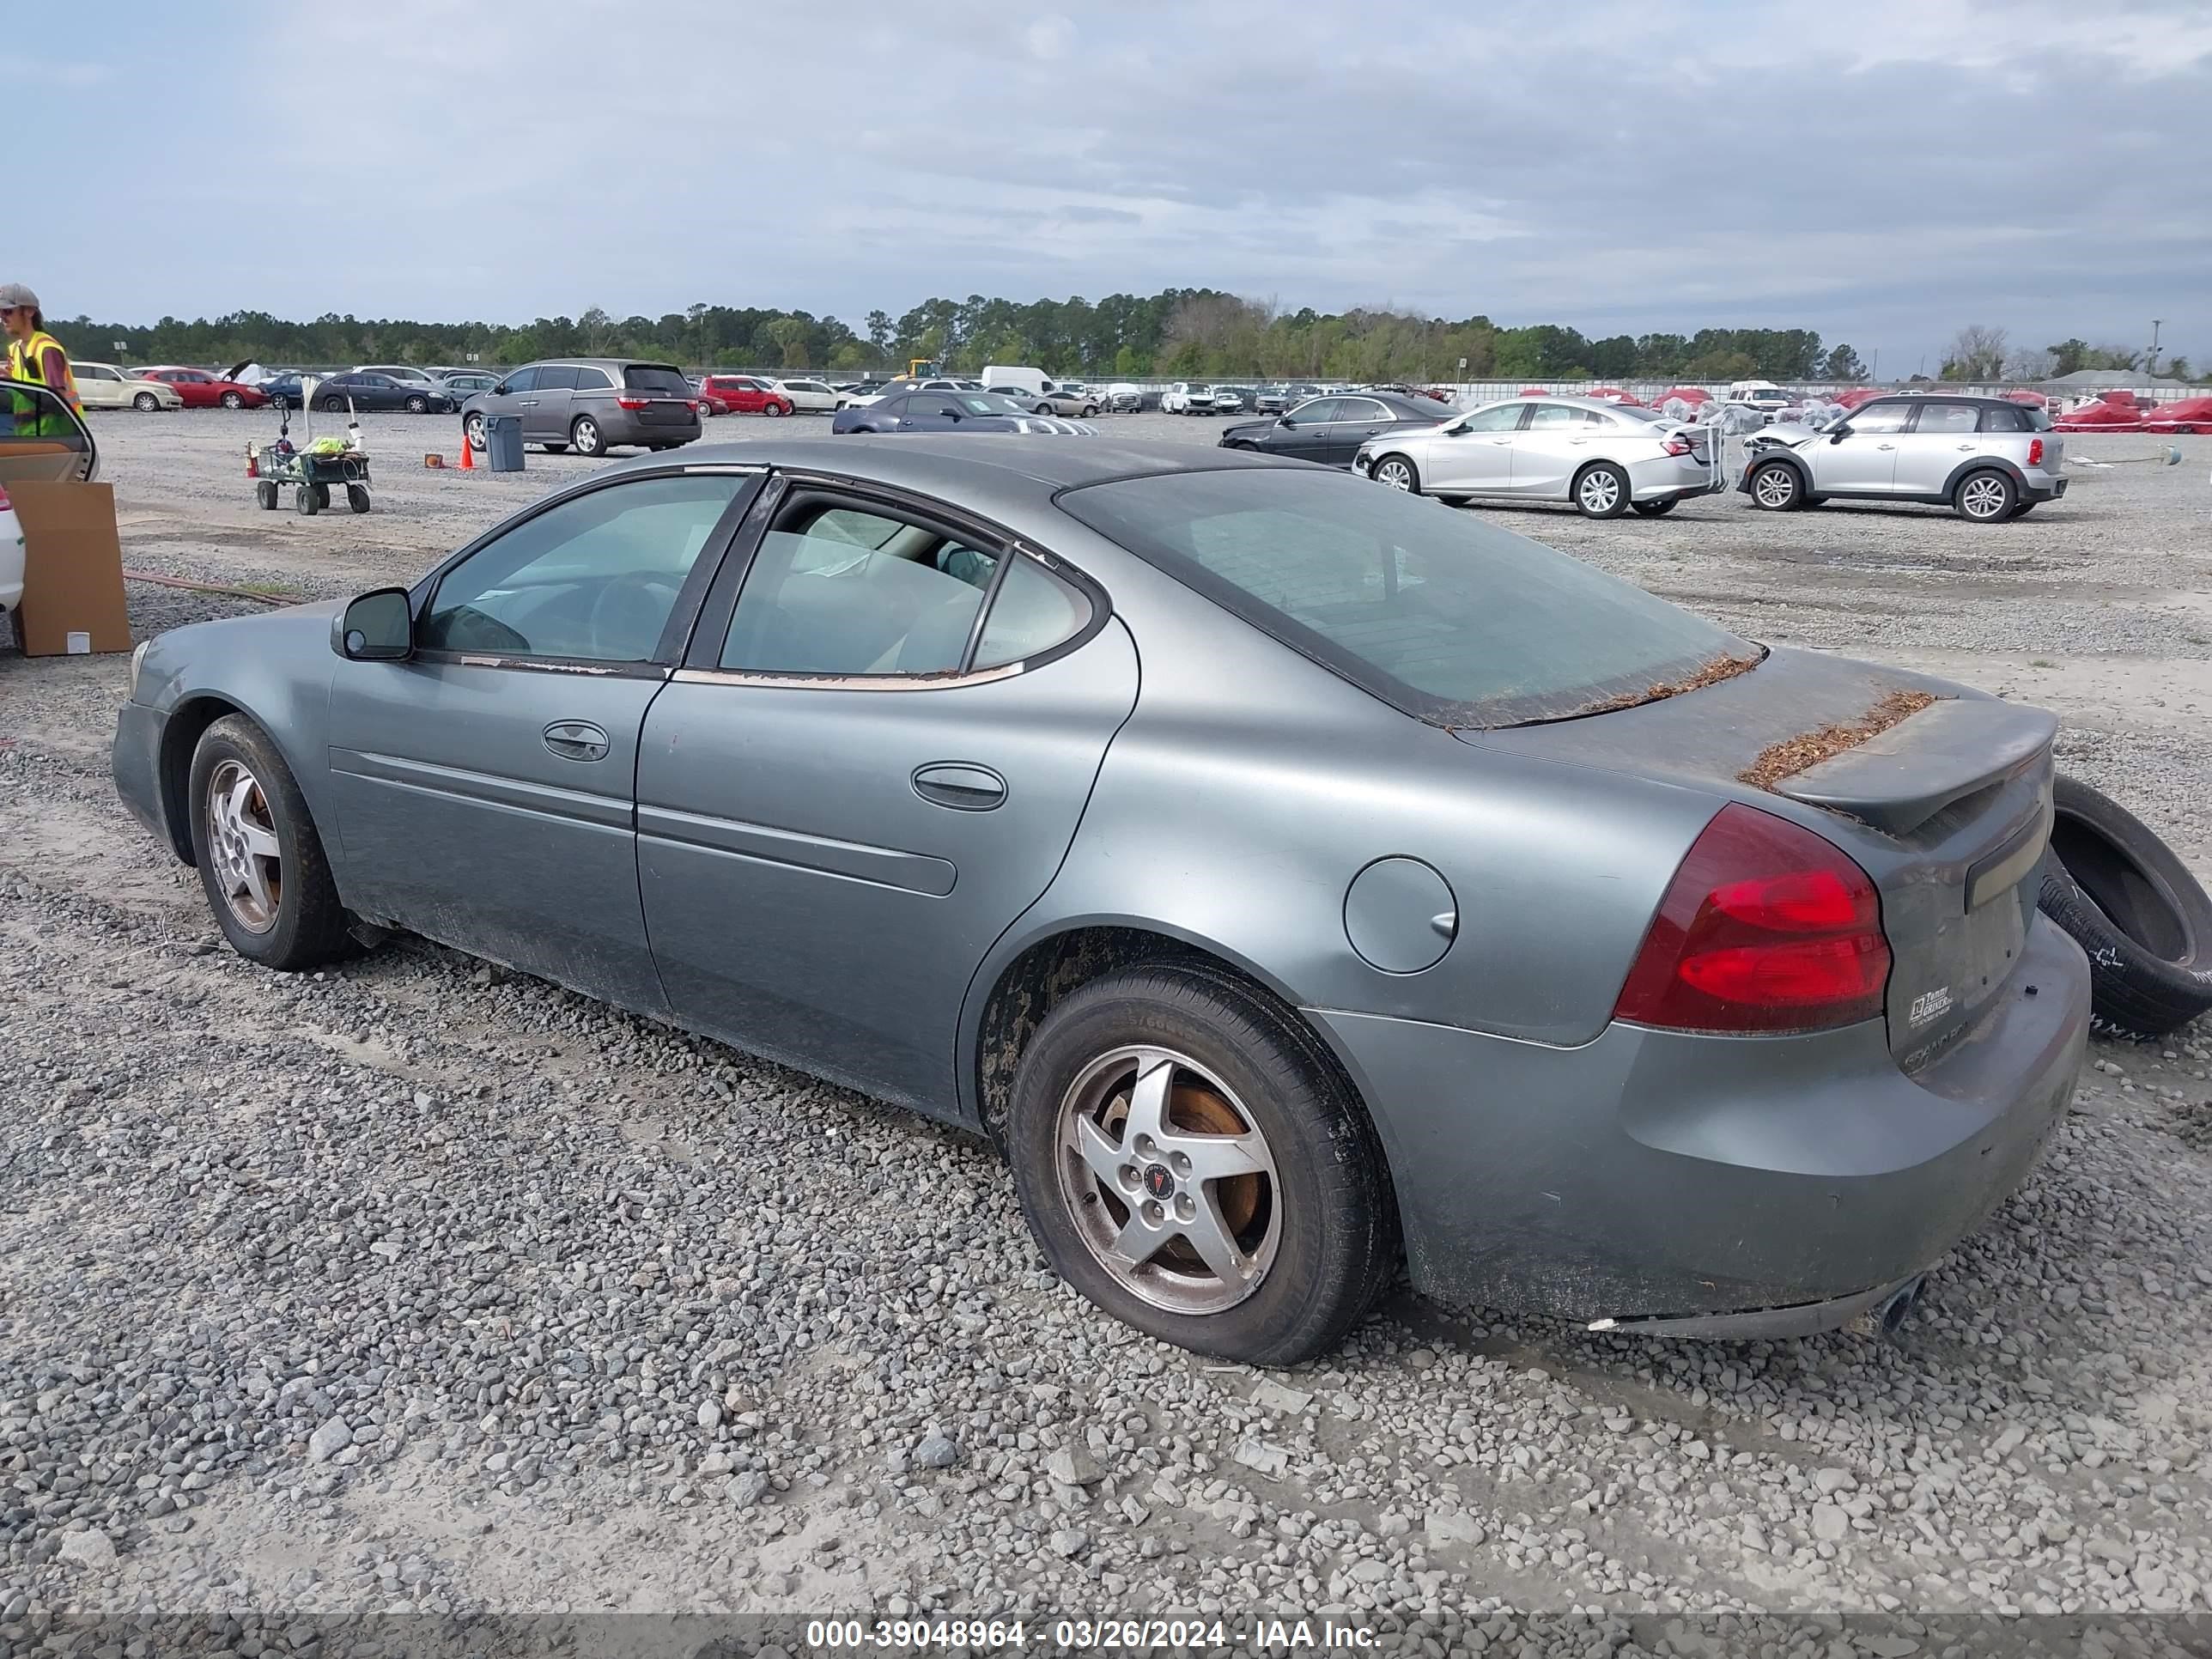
[1910,986,1954,1027]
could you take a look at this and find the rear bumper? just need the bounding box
[1310,912,2088,1331]
[599,408,702,447]
[1628,452,1728,500]
[2023,472,2068,503]
[111,698,176,854]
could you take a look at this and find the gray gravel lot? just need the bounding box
[2,408,2209,1644]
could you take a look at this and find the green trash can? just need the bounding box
[485,414,526,472]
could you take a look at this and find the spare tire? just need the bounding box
[2036,774,2212,1040]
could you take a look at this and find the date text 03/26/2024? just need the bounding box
[804,1617,1380,1650]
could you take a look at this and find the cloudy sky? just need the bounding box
[25,0,2212,367]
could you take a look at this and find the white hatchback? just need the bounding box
[769,379,841,414]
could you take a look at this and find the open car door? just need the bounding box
[0,380,97,486]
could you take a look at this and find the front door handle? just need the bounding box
[544,720,610,762]
[1876,443,1894,450]
[913,763,1006,811]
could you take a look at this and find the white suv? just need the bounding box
[1741,395,2067,522]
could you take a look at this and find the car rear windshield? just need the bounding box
[1060,468,1753,729]
[623,365,692,397]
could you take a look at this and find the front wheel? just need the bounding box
[220,391,245,410]
[1006,965,1398,1364]
[1631,497,1678,517]
[1748,459,1803,511]
[295,483,319,515]
[1954,469,2018,522]
[763,401,789,417]
[255,480,277,511]
[571,416,606,457]
[187,715,355,970]
[134,392,161,411]
[1370,454,1419,493]
[1572,461,1631,518]
[404,395,428,414]
[540,442,570,454]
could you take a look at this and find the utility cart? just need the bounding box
[250,391,372,515]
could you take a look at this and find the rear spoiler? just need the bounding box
[1771,699,2057,835]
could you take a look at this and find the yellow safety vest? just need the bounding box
[8,329,83,417]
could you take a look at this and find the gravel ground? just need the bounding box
[2,409,2209,1649]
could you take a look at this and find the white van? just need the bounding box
[981,365,1052,401]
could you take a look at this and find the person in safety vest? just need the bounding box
[2,283,82,437]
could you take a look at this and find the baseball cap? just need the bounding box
[0,283,40,310]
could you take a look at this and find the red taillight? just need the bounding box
[1662,434,1692,457]
[615,396,650,410]
[685,399,700,412]
[2027,438,2044,466]
[1613,802,1891,1034]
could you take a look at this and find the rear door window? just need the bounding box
[623,365,694,397]
[573,367,614,392]
[535,366,580,392]
[1526,404,1602,429]
[1912,402,1980,434]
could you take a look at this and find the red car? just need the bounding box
[137,367,268,410]
[697,374,793,416]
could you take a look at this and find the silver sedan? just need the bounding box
[1355,395,1727,517]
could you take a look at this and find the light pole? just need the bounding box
[2148,319,2163,376]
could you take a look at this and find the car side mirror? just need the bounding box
[1277,416,1295,428]
[1828,428,1850,442]
[336,586,414,662]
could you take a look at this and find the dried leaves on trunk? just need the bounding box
[1740,690,1937,791]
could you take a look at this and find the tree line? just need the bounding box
[1939,324,2199,384]
[51,292,1865,383]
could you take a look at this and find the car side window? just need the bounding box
[536,366,581,392]
[498,368,538,395]
[1979,404,2032,433]
[573,367,614,391]
[1339,398,1390,423]
[720,501,1008,677]
[1914,402,1980,434]
[1455,404,1527,434]
[908,396,961,418]
[973,556,1093,669]
[1289,398,1343,423]
[1525,404,1599,429]
[873,396,911,418]
[1846,402,1913,434]
[422,473,747,663]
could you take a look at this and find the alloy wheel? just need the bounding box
[465,413,487,450]
[1578,469,1623,514]
[205,759,282,933]
[1960,474,2009,520]
[1373,458,1415,491]
[1753,465,1797,508]
[1054,1046,1281,1316]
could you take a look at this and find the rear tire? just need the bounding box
[1631,497,1679,517]
[346,484,371,514]
[2037,775,2212,1040]
[1005,964,1399,1364]
[188,715,356,971]
[571,416,606,457]
[1749,459,1803,511]
[319,396,346,413]
[295,484,319,516]
[1953,468,2018,522]
[764,401,789,417]
[1572,461,1632,519]
[255,481,277,511]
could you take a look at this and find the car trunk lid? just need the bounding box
[1461,647,2058,1067]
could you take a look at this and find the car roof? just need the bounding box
[605,434,1296,499]
[1859,392,2017,406]
[530,357,679,369]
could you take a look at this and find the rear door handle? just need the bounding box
[544,720,610,762]
[1876,443,1894,450]
[913,763,1006,811]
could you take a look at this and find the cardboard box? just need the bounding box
[9,479,131,656]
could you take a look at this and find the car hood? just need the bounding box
[1220,420,1275,441]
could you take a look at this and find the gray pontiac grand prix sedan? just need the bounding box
[112,437,2087,1364]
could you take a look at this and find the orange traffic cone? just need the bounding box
[246,441,258,480]
[459,434,474,471]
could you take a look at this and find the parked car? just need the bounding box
[831,390,1096,435]
[135,367,268,410]
[1024,385,1102,417]
[1219,392,1451,469]
[834,380,890,410]
[254,373,312,410]
[1104,383,1144,413]
[355,364,441,387]
[769,378,841,414]
[1162,383,1213,415]
[0,380,99,617]
[1355,395,1725,518]
[111,438,2088,1363]
[1727,380,1792,422]
[70,362,183,411]
[461,360,702,458]
[1741,395,2064,522]
[698,375,793,416]
[310,372,457,415]
[1209,388,1253,415]
[436,370,501,400]
[1254,386,1295,414]
[839,378,985,410]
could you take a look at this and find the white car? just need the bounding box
[1354,394,1727,518]
[70,362,183,411]
[1162,382,1212,415]
[769,378,841,414]
[1104,382,1143,412]
[0,488,21,617]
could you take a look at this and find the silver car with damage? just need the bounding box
[1741,393,2068,521]
[112,439,2086,1364]
[1355,394,1726,517]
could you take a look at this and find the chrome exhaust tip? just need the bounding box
[1876,1274,1926,1337]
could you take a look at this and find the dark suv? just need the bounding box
[460,359,702,458]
